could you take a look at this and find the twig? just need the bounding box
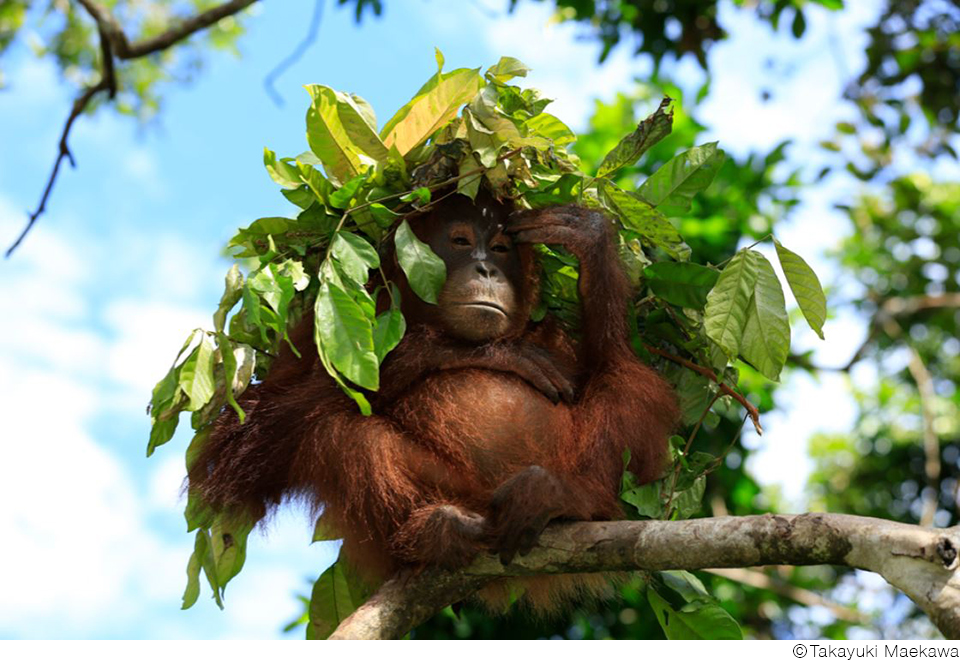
[704,567,870,625]
[907,344,941,528]
[664,390,721,519]
[644,343,763,435]
[5,26,117,258]
[264,0,324,106]
[6,0,260,257]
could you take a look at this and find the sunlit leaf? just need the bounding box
[740,253,791,381]
[314,280,379,390]
[381,68,482,155]
[774,239,826,339]
[597,96,673,177]
[638,142,725,216]
[704,249,759,358]
[395,219,447,304]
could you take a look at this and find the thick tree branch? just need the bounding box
[330,514,960,640]
[6,0,260,257]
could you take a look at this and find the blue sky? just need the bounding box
[0,0,884,639]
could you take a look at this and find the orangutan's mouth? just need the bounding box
[456,301,507,316]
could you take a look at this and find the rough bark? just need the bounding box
[329,513,960,640]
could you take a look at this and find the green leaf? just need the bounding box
[621,481,662,518]
[671,475,706,519]
[304,84,366,183]
[457,152,483,200]
[211,517,252,592]
[601,183,687,259]
[314,280,379,390]
[597,97,673,177]
[213,265,244,333]
[335,91,389,161]
[644,262,719,310]
[400,186,432,205]
[330,232,380,285]
[523,113,576,146]
[263,148,302,189]
[381,67,482,155]
[313,514,342,543]
[675,369,715,426]
[395,219,447,304]
[373,307,406,362]
[147,417,178,458]
[637,142,725,216]
[307,558,370,640]
[179,338,216,413]
[215,332,244,422]
[485,56,531,84]
[704,249,759,358]
[740,253,791,381]
[181,529,207,610]
[648,588,742,640]
[774,239,826,339]
[329,173,367,209]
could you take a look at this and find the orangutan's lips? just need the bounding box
[457,301,506,316]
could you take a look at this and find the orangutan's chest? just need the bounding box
[387,369,571,470]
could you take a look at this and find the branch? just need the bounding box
[263,0,324,106]
[5,25,117,258]
[75,0,259,60]
[330,514,960,640]
[6,0,260,257]
[643,343,763,435]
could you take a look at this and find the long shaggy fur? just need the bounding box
[188,201,679,614]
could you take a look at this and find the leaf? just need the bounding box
[597,97,673,177]
[147,417,178,458]
[601,183,687,259]
[637,142,725,216]
[485,56,531,84]
[263,148,302,189]
[381,67,482,155]
[330,231,380,285]
[335,91,389,161]
[179,338,216,413]
[648,588,742,640]
[740,253,791,381]
[373,307,406,362]
[181,529,207,610]
[671,475,706,519]
[774,239,826,339]
[313,514,342,543]
[644,262,719,310]
[457,152,483,200]
[704,249,759,359]
[210,517,252,592]
[523,113,575,146]
[216,332,244,422]
[400,186,432,205]
[307,558,370,640]
[621,481,662,518]
[675,369,715,426]
[329,173,367,209]
[395,219,447,304]
[314,280,379,390]
[213,265,244,333]
[304,84,366,183]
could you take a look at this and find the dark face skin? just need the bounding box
[413,194,524,342]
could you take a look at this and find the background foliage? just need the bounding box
[2,0,958,641]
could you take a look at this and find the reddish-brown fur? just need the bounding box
[189,198,679,613]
